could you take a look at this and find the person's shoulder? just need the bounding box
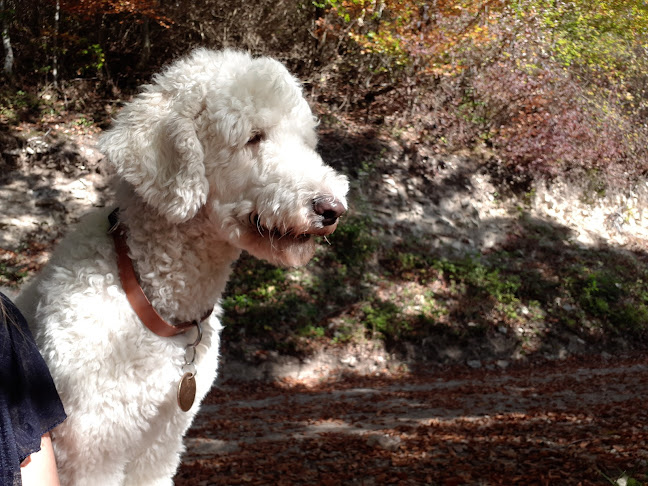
[0,290,12,305]
[1,290,18,310]
[1,291,26,324]
[1,292,35,348]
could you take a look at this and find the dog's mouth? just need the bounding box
[248,214,314,242]
[241,206,343,266]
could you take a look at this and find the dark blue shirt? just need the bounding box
[0,292,66,486]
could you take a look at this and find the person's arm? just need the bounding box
[20,433,61,486]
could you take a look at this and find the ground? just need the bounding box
[178,354,648,485]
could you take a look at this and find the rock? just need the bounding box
[366,434,401,451]
[467,359,482,369]
[441,346,464,361]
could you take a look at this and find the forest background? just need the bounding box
[1,0,648,369]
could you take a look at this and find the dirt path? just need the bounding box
[175,354,648,485]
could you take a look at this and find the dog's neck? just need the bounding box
[117,196,241,324]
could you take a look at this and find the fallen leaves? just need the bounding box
[176,354,648,485]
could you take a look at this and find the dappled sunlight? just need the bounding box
[181,355,648,484]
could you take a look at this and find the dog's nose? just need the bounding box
[313,196,346,226]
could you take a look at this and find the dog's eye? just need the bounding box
[247,132,264,145]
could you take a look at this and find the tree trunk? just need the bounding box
[1,0,14,76]
[138,16,151,68]
[52,0,59,87]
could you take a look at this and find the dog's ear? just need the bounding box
[99,97,208,224]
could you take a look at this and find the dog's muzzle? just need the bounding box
[310,195,346,236]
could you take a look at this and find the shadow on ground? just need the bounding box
[219,212,648,380]
[177,354,648,485]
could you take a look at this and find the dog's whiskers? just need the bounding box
[254,211,266,236]
[251,213,308,242]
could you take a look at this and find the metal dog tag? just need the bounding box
[177,372,196,412]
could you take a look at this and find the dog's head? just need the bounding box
[100,49,349,267]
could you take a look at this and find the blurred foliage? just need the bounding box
[312,0,647,181]
[58,0,170,25]
[1,0,647,183]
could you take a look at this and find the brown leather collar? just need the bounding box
[108,209,213,338]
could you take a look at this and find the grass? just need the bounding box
[601,469,646,486]
[0,89,40,124]
[0,262,29,286]
[0,87,63,126]
[219,211,648,359]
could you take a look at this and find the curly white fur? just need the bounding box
[15,48,348,485]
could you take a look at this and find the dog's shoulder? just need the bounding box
[48,208,116,265]
[16,208,119,326]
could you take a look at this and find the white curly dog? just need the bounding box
[15,48,348,485]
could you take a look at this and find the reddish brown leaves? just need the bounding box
[176,354,648,485]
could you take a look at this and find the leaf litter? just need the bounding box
[176,354,648,485]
